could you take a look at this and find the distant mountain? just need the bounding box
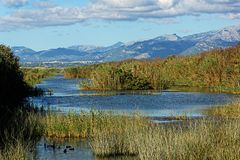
[11,46,37,61]
[181,25,240,55]
[12,24,240,64]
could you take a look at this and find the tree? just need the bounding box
[0,45,28,106]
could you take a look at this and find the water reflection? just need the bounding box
[30,75,240,117]
[31,138,137,160]
[29,75,240,160]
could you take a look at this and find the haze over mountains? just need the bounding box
[12,25,240,64]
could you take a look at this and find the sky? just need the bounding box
[0,0,240,51]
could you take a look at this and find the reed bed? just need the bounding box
[136,119,240,160]
[89,104,240,159]
[42,111,147,140]
[43,111,93,138]
[0,140,29,160]
[0,111,44,160]
[40,105,240,159]
[204,103,240,118]
[90,112,147,157]
[2,104,239,160]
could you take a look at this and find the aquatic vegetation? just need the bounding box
[64,64,98,79]
[0,140,28,160]
[40,105,240,160]
[43,111,94,138]
[22,67,60,86]
[86,66,154,90]
[90,105,240,160]
[0,110,44,160]
[90,112,147,157]
[64,45,240,93]
[136,119,240,160]
[204,103,240,118]
[0,104,239,160]
[43,110,147,139]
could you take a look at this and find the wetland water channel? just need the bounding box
[30,75,240,160]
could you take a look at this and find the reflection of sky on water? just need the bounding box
[30,75,240,117]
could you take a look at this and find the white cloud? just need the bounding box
[0,0,28,7]
[223,13,240,19]
[0,0,240,31]
[32,1,57,8]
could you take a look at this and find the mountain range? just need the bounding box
[12,25,240,64]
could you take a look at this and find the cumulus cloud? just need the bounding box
[223,13,240,19]
[0,0,240,31]
[0,0,28,7]
[32,1,57,8]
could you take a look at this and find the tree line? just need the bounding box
[64,45,240,92]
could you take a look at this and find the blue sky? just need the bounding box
[0,0,239,51]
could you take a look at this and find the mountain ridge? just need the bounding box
[12,24,240,64]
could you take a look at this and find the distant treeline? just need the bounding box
[64,45,240,92]
[22,67,60,86]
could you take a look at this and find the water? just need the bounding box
[30,75,240,160]
[31,139,94,160]
[31,138,137,160]
[31,75,240,117]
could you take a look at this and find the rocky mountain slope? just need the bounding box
[12,25,240,63]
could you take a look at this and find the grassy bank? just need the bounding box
[37,104,240,159]
[42,111,147,139]
[22,67,61,86]
[90,105,240,159]
[64,45,240,93]
[0,110,44,160]
[1,104,240,159]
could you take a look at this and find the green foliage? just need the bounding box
[87,65,153,90]
[41,106,240,160]
[0,45,45,150]
[22,67,60,86]
[65,45,240,93]
[0,45,29,105]
[0,110,44,160]
[64,64,98,79]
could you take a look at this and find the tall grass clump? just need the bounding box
[43,111,94,138]
[0,140,28,160]
[22,67,60,86]
[204,103,240,118]
[87,65,154,90]
[0,110,44,160]
[90,112,147,157]
[85,104,240,159]
[43,110,147,138]
[135,119,240,160]
[64,45,240,93]
[42,110,148,156]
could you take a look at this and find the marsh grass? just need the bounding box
[0,110,44,160]
[0,140,28,160]
[43,111,93,138]
[43,111,147,139]
[90,112,147,157]
[136,119,240,160]
[204,103,240,118]
[42,110,148,156]
[2,104,239,160]
[88,105,240,160]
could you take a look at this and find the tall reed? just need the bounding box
[64,45,240,93]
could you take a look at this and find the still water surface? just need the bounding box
[31,75,240,160]
[31,75,240,117]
